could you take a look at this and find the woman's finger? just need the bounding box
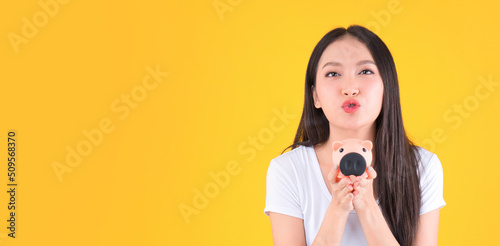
[356,176,372,189]
[342,192,354,203]
[334,177,351,191]
[344,184,354,194]
[366,166,377,179]
[349,175,357,184]
[352,189,359,196]
[327,165,338,183]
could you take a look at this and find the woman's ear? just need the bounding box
[312,85,321,108]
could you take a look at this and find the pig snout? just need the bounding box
[339,152,366,176]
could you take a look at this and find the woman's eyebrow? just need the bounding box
[322,60,375,69]
[357,60,375,66]
[322,61,342,69]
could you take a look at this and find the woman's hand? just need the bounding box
[327,165,355,212]
[352,167,378,211]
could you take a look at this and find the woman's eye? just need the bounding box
[359,69,374,75]
[326,72,340,77]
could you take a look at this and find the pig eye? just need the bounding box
[363,148,367,152]
[339,148,344,153]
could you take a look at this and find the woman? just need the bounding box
[264,25,445,246]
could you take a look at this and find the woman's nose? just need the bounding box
[342,87,359,97]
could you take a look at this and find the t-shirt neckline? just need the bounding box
[307,145,334,201]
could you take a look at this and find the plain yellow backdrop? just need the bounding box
[0,0,499,245]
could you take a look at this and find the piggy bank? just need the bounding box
[332,139,373,178]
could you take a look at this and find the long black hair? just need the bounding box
[286,25,421,246]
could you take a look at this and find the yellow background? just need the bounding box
[1,0,499,245]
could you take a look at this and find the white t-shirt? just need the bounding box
[264,145,446,246]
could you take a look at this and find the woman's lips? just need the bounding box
[342,99,360,113]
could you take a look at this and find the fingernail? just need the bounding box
[368,167,373,171]
[334,165,338,169]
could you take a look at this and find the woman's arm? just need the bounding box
[413,209,440,246]
[354,166,442,246]
[269,197,351,246]
[269,169,354,246]
[355,201,399,246]
[269,212,306,246]
[352,167,400,246]
[311,200,350,246]
[356,201,441,246]
[310,167,356,246]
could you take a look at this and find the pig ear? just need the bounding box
[361,140,373,151]
[333,141,343,151]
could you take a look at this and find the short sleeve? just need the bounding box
[419,153,446,215]
[264,159,303,219]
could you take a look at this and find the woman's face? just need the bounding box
[313,35,384,134]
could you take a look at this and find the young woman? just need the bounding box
[264,25,445,246]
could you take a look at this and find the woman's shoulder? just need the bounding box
[414,146,436,162]
[272,144,314,161]
[413,146,446,213]
[269,145,316,170]
[413,146,444,177]
[266,145,319,190]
